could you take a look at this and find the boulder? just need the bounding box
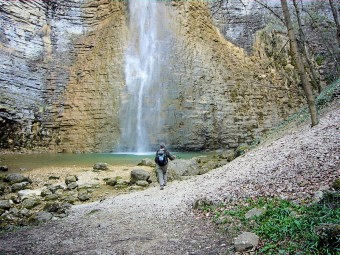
[130,169,150,184]
[20,208,31,217]
[5,173,30,184]
[48,184,65,193]
[234,232,259,252]
[78,191,91,201]
[115,180,129,189]
[93,163,108,171]
[21,197,41,209]
[65,175,78,185]
[40,187,53,197]
[44,194,60,201]
[103,178,117,186]
[0,166,9,172]
[245,208,265,219]
[18,189,41,199]
[62,194,78,204]
[11,182,30,192]
[67,182,78,190]
[137,158,156,167]
[0,200,12,210]
[32,211,52,223]
[167,159,200,181]
[136,180,149,187]
[44,202,71,214]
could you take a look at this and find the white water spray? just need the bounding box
[119,0,171,152]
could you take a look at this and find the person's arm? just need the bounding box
[166,150,175,160]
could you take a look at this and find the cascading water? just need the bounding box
[118,0,172,153]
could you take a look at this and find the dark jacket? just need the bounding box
[155,148,175,165]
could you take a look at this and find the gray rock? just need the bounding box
[5,173,30,184]
[20,208,31,217]
[0,166,9,172]
[167,159,200,181]
[130,169,150,184]
[93,163,108,171]
[41,187,53,197]
[21,197,41,209]
[32,211,52,223]
[44,194,60,201]
[137,158,156,167]
[103,178,117,186]
[245,208,265,219]
[44,202,71,214]
[0,200,12,210]
[78,191,91,201]
[17,189,41,199]
[8,207,19,217]
[65,175,78,185]
[49,184,64,193]
[62,194,78,204]
[67,182,78,190]
[136,180,149,187]
[11,182,30,192]
[234,232,259,252]
[115,180,129,189]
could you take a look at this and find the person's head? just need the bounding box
[160,143,165,149]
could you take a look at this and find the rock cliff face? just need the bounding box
[156,1,303,150]
[0,0,127,152]
[0,0,305,152]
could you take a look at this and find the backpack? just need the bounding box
[155,149,168,166]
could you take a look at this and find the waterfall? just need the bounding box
[119,0,171,153]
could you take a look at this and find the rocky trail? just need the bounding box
[0,103,339,255]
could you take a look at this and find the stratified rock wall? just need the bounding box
[160,1,303,150]
[1,0,306,152]
[0,0,127,152]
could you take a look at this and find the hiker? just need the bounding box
[155,143,175,190]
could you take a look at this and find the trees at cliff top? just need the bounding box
[280,0,318,126]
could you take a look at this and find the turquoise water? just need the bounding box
[0,152,204,171]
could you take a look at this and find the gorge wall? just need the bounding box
[0,0,127,152]
[0,0,309,152]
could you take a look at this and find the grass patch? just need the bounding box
[198,197,340,254]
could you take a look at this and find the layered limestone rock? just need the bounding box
[0,0,127,152]
[1,0,305,152]
[159,1,303,150]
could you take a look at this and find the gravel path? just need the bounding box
[0,104,339,255]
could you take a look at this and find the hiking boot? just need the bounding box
[160,186,164,190]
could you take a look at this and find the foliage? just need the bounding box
[198,197,340,254]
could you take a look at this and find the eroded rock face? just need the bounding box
[0,0,127,152]
[1,0,306,152]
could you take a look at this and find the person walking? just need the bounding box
[155,143,175,190]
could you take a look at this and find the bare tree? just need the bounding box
[328,0,340,47]
[292,0,321,93]
[281,0,318,126]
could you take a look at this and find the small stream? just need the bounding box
[0,152,205,171]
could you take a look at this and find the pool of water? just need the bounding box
[0,152,205,170]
